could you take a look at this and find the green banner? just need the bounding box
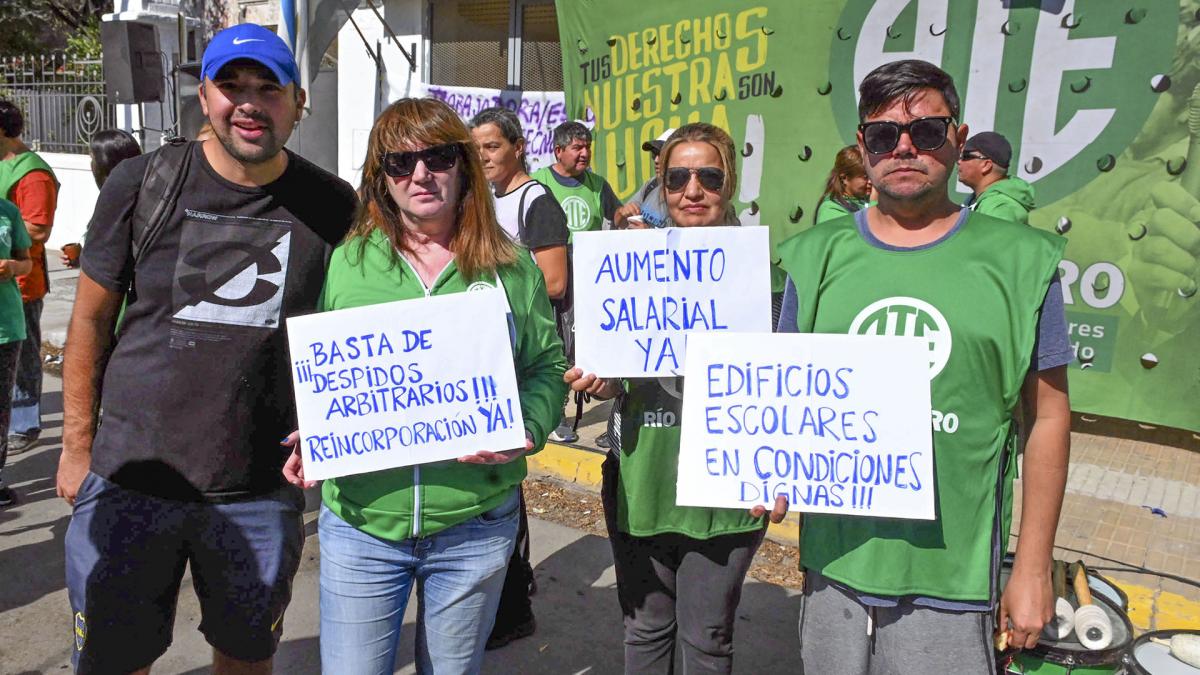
[556,0,1200,432]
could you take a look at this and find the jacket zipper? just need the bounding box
[397,253,452,539]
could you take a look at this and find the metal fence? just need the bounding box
[0,53,114,155]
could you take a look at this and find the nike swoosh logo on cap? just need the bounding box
[231,37,264,45]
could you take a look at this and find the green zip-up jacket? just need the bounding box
[320,230,568,540]
[967,176,1035,225]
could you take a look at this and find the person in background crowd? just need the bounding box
[958,131,1035,225]
[0,198,32,507]
[468,105,569,649]
[469,106,568,300]
[283,97,567,675]
[0,99,58,458]
[530,121,620,240]
[565,123,767,675]
[59,129,142,269]
[614,127,675,230]
[60,24,358,673]
[531,121,620,444]
[814,144,872,224]
[773,59,1070,672]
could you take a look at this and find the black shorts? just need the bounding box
[65,472,304,673]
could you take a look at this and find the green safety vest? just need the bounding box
[615,377,765,539]
[0,151,57,302]
[0,150,57,199]
[775,211,1064,601]
[530,167,604,241]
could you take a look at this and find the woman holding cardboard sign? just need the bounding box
[282,98,567,675]
[564,123,768,675]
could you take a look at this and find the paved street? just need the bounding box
[0,373,800,673]
[0,257,1195,673]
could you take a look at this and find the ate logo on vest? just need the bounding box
[849,297,952,378]
[561,195,593,231]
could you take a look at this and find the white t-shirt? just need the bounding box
[492,180,569,250]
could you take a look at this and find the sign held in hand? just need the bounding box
[573,226,772,377]
[677,333,935,520]
[287,289,526,481]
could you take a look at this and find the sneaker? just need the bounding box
[548,423,578,444]
[485,615,536,650]
[595,433,611,449]
[7,432,39,455]
[0,485,17,507]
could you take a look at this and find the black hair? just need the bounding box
[469,106,528,171]
[551,121,591,150]
[0,100,25,138]
[857,59,960,122]
[89,129,142,188]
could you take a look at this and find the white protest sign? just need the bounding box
[573,226,772,377]
[287,289,526,481]
[677,333,935,520]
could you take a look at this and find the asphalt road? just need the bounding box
[0,373,802,674]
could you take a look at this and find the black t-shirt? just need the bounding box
[81,143,357,500]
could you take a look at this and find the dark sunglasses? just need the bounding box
[959,151,987,161]
[858,116,954,155]
[664,166,724,193]
[382,143,461,177]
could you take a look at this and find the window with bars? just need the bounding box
[429,0,509,88]
[520,2,562,91]
[428,0,562,91]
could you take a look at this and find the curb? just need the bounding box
[528,441,803,546]
[528,442,1200,632]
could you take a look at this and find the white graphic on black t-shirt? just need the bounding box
[172,213,292,328]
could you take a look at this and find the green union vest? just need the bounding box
[0,150,57,199]
[615,377,764,538]
[530,167,604,241]
[775,211,1064,601]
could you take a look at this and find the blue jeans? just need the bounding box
[10,298,41,437]
[319,489,519,675]
[0,341,21,480]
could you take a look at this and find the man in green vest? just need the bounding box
[0,99,58,470]
[531,121,620,443]
[531,121,621,241]
[958,131,1036,225]
[768,60,1071,672]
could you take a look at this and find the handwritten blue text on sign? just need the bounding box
[677,333,935,520]
[573,226,772,377]
[287,289,526,481]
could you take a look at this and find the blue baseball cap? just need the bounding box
[201,24,299,86]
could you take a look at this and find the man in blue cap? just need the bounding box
[59,23,357,674]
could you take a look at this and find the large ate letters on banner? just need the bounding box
[573,226,772,377]
[554,0,1200,432]
[287,290,526,481]
[676,333,935,520]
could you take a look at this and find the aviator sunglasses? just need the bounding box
[664,166,725,193]
[858,116,954,155]
[382,143,462,177]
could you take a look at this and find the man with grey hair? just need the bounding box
[530,121,620,443]
[531,121,621,240]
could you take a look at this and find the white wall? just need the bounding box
[42,153,99,250]
[336,0,424,186]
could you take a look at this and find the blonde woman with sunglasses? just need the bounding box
[564,123,767,675]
